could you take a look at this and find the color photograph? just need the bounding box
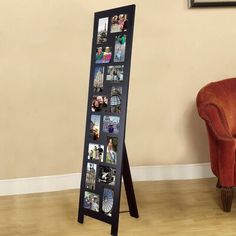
[92,95,108,112]
[114,35,126,62]
[96,46,112,64]
[88,143,104,162]
[83,191,99,212]
[106,65,124,82]
[109,86,122,114]
[98,166,116,186]
[102,188,114,217]
[110,14,128,33]
[102,115,120,134]
[93,67,104,92]
[106,137,118,165]
[90,115,101,140]
[85,163,97,190]
[97,17,108,44]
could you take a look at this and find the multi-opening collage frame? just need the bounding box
[78,5,137,236]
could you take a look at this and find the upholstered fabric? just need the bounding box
[197,78,236,187]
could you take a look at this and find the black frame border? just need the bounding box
[189,0,236,7]
[78,5,136,236]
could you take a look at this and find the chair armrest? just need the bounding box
[198,103,233,141]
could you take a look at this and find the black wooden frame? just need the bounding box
[189,0,236,7]
[77,5,138,236]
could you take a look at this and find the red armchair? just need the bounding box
[196,78,236,212]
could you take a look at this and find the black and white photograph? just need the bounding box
[97,17,108,44]
[102,188,114,217]
[85,162,97,190]
[83,191,100,212]
[98,166,116,186]
[88,143,104,162]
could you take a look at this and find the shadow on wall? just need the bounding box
[186,100,209,164]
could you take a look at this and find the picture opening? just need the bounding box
[97,17,108,44]
[88,143,104,162]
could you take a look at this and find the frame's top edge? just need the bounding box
[95,4,135,15]
[189,0,236,8]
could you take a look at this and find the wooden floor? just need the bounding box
[1,178,236,235]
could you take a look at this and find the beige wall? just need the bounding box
[0,0,236,179]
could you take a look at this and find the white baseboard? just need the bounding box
[0,163,214,196]
[131,163,213,181]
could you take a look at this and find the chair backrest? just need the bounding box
[197,78,236,136]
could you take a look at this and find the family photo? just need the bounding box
[106,65,124,82]
[96,46,112,64]
[110,14,128,33]
[91,95,108,112]
[88,143,104,162]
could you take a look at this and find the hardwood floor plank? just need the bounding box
[1,178,236,235]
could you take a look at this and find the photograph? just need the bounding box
[102,188,114,217]
[97,17,108,44]
[110,14,128,33]
[106,65,124,82]
[85,162,97,190]
[114,34,126,62]
[89,115,101,140]
[93,67,104,92]
[109,86,122,114]
[83,191,99,212]
[98,166,116,186]
[88,143,104,162]
[92,95,108,112]
[106,137,118,165]
[96,46,112,64]
[102,115,120,134]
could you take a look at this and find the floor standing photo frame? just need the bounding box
[78,5,138,236]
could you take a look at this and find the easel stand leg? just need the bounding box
[78,211,84,224]
[111,223,118,236]
[110,143,139,235]
[122,143,139,218]
[78,193,84,224]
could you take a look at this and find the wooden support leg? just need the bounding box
[111,223,118,236]
[78,205,84,224]
[221,187,233,212]
[122,144,139,218]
